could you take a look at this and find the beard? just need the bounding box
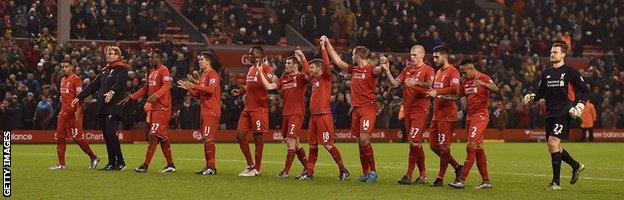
[434,61,443,67]
[550,57,562,63]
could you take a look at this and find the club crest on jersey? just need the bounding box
[452,78,460,85]
[464,85,477,94]
[163,76,171,81]
[209,79,216,84]
[560,73,566,80]
[353,72,366,79]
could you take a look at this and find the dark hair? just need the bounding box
[250,45,264,57]
[62,58,72,64]
[552,42,568,54]
[432,46,450,55]
[459,58,475,66]
[309,58,323,67]
[199,51,214,63]
[151,49,164,59]
[286,56,300,67]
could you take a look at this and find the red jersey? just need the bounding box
[59,74,82,116]
[348,64,377,107]
[244,64,274,112]
[189,69,221,118]
[432,65,461,121]
[131,65,172,111]
[305,48,332,115]
[277,73,307,116]
[462,73,493,120]
[397,64,435,114]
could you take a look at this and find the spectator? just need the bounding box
[300,5,317,42]
[601,106,618,129]
[33,94,53,130]
[581,100,597,142]
[178,95,199,130]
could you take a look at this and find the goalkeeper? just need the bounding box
[522,42,588,190]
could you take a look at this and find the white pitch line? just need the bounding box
[16,152,624,182]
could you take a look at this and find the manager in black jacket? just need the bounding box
[73,46,129,171]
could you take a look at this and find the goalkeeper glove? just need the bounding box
[568,103,585,118]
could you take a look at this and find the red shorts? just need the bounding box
[405,113,427,142]
[55,114,83,140]
[428,120,455,147]
[237,110,269,133]
[201,116,220,141]
[466,117,488,144]
[308,114,335,145]
[148,111,171,139]
[281,115,303,138]
[350,105,377,137]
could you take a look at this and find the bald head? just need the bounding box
[410,45,425,55]
[409,45,425,66]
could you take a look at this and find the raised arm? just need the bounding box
[381,57,400,87]
[324,36,350,71]
[256,64,278,90]
[295,49,311,77]
[320,41,331,76]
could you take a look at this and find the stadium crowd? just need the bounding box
[0,0,171,41]
[181,0,286,45]
[286,0,623,56]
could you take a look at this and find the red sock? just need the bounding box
[328,146,346,172]
[358,146,370,175]
[306,147,319,175]
[415,145,427,178]
[406,145,418,178]
[253,133,264,171]
[283,149,296,173]
[296,147,307,169]
[74,138,96,159]
[56,139,67,165]
[236,134,254,167]
[160,138,174,165]
[204,141,216,169]
[364,144,376,172]
[144,137,158,166]
[437,148,454,179]
[476,149,490,182]
[448,152,459,168]
[461,147,477,181]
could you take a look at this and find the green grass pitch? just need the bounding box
[12,142,624,199]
